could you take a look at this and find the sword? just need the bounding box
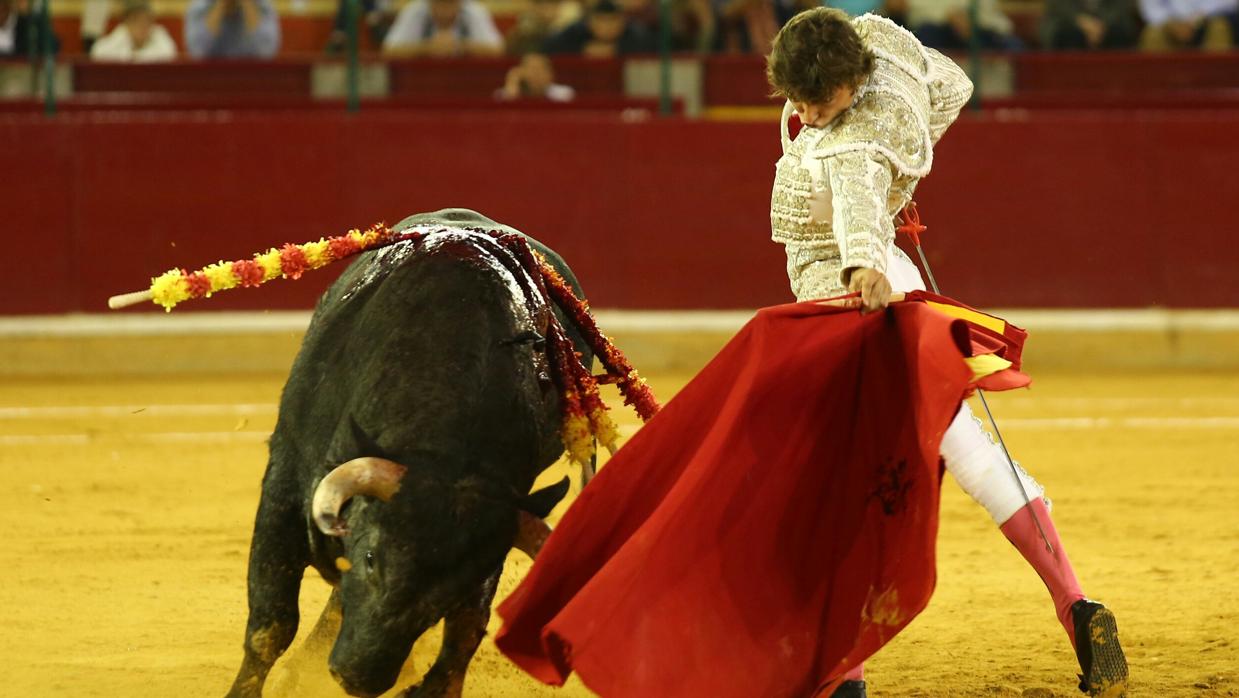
[896,203,1054,554]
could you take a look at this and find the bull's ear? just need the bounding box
[325,417,396,465]
[347,417,397,460]
[519,476,570,518]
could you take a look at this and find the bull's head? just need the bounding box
[310,457,555,697]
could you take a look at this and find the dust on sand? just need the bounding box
[2,371,1236,697]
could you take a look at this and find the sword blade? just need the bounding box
[914,243,942,295]
[911,241,1053,553]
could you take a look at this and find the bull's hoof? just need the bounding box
[223,675,263,698]
[397,667,464,698]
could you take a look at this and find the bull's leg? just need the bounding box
[265,588,343,695]
[225,474,310,698]
[302,587,343,652]
[400,568,502,698]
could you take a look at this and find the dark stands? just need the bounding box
[387,54,623,96]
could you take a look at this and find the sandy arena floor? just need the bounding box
[2,369,1237,697]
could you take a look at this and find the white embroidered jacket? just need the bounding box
[769,14,973,297]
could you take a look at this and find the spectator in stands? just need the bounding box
[382,0,504,57]
[623,0,717,52]
[1041,0,1139,49]
[506,0,580,54]
[80,0,110,52]
[774,0,822,25]
[908,0,1022,49]
[883,0,909,25]
[826,0,908,26]
[542,0,656,56]
[1138,0,1236,50]
[0,0,60,57]
[496,52,576,99]
[184,0,280,58]
[715,0,780,53]
[325,0,395,54]
[91,0,178,61]
[681,0,720,52]
[825,0,881,17]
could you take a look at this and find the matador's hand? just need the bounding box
[847,267,892,314]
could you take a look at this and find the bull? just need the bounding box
[225,209,590,698]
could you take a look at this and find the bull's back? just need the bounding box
[274,227,567,486]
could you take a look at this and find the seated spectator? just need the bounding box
[1138,0,1236,50]
[883,0,909,25]
[826,0,884,17]
[382,0,504,57]
[91,0,177,62]
[826,0,907,25]
[715,0,779,54]
[543,0,656,56]
[80,0,111,53]
[624,0,717,52]
[325,0,395,54]
[774,0,820,25]
[184,0,280,58]
[0,0,60,57]
[1041,0,1139,49]
[496,52,576,100]
[908,0,1022,50]
[673,0,720,51]
[506,0,580,55]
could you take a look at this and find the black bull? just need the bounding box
[225,210,591,698]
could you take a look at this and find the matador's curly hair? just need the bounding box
[766,8,876,105]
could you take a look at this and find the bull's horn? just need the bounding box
[313,457,408,537]
[513,510,552,560]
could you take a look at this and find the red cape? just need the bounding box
[496,298,1015,697]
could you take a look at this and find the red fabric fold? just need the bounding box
[494,300,991,698]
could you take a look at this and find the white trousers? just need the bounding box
[791,243,1047,525]
[890,246,1047,524]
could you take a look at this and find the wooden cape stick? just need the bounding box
[108,290,910,312]
[108,290,154,310]
[813,292,906,308]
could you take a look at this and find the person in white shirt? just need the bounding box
[1139,0,1237,49]
[90,0,177,62]
[0,0,18,57]
[382,0,503,57]
[0,0,60,57]
[906,0,1023,49]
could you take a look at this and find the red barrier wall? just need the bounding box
[3,109,1237,314]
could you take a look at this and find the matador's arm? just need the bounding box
[925,48,974,144]
[828,151,896,287]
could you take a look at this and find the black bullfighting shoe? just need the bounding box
[830,680,867,698]
[1072,600,1129,697]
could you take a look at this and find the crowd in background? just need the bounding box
[1,0,1237,65]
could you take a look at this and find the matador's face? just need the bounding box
[792,86,857,129]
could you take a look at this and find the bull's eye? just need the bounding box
[503,330,545,349]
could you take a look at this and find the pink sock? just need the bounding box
[842,663,864,682]
[1000,499,1086,646]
